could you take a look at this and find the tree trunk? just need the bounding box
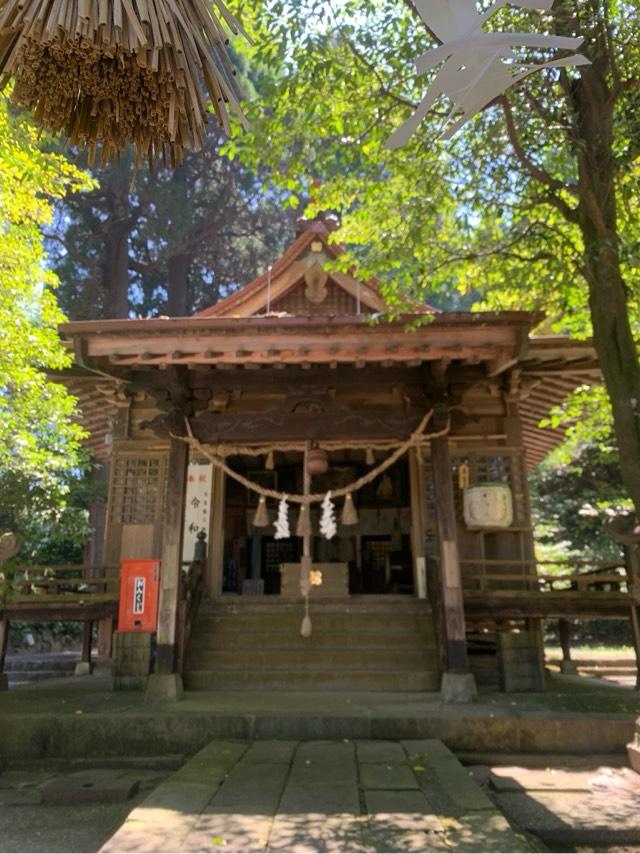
[571,60,640,516]
[167,253,192,316]
[102,169,130,319]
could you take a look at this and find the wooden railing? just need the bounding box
[0,564,120,606]
[459,558,630,595]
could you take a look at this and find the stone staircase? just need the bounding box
[4,652,78,686]
[184,596,440,691]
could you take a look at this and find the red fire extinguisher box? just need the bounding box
[118,560,161,633]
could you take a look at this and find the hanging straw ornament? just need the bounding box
[265,450,274,470]
[252,495,269,527]
[0,0,250,166]
[365,447,375,466]
[341,493,358,526]
[299,555,312,636]
[319,492,337,540]
[274,495,290,540]
[296,502,311,537]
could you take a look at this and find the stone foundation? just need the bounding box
[627,719,640,773]
[112,631,154,691]
[498,630,545,692]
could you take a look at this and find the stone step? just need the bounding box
[4,655,77,673]
[184,668,440,692]
[7,670,74,683]
[579,666,637,676]
[189,630,434,651]
[186,648,436,671]
[201,596,432,616]
[194,613,431,633]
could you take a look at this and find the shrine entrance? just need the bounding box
[219,451,416,597]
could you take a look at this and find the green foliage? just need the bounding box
[49,48,294,320]
[233,0,640,327]
[0,95,95,540]
[531,436,630,562]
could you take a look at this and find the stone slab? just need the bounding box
[0,788,42,805]
[442,811,534,853]
[41,776,139,804]
[129,781,215,815]
[0,769,54,788]
[495,790,640,833]
[360,762,419,791]
[182,810,274,853]
[402,739,456,760]
[69,754,185,771]
[489,767,593,793]
[279,782,361,814]
[267,814,365,853]
[356,740,407,763]
[365,789,443,831]
[240,741,298,764]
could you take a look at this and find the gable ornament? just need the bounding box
[304,263,329,304]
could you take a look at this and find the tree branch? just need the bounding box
[341,34,418,110]
[498,95,577,198]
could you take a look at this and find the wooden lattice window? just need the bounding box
[110,457,163,524]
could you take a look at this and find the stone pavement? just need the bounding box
[0,758,176,853]
[101,739,536,853]
[470,759,640,851]
[1,672,637,760]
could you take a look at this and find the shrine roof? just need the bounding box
[194,220,403,318]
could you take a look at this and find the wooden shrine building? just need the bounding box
[52,216,630,700]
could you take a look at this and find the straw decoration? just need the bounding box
[341,493,358,526]
[295,502,311,537]
[0,0,250,166]
[252,495,269,527]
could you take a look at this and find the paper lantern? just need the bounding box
[463,484,513,529]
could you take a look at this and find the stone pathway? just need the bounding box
[101,740,535,853]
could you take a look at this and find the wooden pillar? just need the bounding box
[431,426,469,675]
[97,617,114,661]
[0,618,8,690]
[408,447,427,597]
[557,618,577,674]
[155,434,189,675]
[207,467,226,598]
[625,545,640,690]
[558,619,571,662]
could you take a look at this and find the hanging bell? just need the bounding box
[306,447,328,476]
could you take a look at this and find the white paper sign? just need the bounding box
[182,462,213,562]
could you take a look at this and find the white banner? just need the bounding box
[182,462,213,562]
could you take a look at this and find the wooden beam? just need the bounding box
[130,364,484,394]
